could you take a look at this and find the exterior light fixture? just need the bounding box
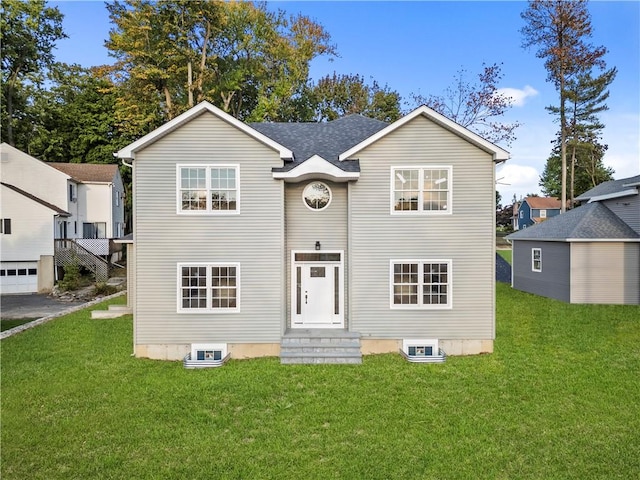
[315,241,321,251]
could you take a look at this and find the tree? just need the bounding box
[105,1,335,124]
[411,63,519,146]
[27,63,125,164]
[521,0,608,212]
[559,68,616,205]
[309,73,402,122]
[539,139,613,199]
[1,0,66,147]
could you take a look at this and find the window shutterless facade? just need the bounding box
[532,248,542,272]
[177,263,240,313]
[391,166,452,214]
[390,260,452,309]
[177,165,239,214]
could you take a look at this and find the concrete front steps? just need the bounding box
[91,304,132,319]
[280,329,362,364]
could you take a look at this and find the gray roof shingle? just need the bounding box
[250,114,388,172]
[506,202,640,241]
[576,174,640,201]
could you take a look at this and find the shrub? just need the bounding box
[58,262,80,291]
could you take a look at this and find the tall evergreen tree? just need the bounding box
[521,0,608,212]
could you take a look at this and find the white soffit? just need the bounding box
[272,155,359,183]
[338,105,510,162]
[116,102,293,160]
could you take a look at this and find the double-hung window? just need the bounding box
[391,260,452,309]
[178,263,240,313]
[178,165,239,214]
[392,166,452,214]
[532,248,542,272]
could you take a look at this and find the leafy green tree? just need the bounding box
[521,0,608,212]
[106,1,335,123]
[411,63,519,146]
[309,73,402,122]
[1,0,66,147]
[27,64,125,163]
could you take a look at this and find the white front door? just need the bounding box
[292,252,344,328]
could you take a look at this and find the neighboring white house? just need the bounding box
[48,163,126,242]
[0,143,125,293]
[117,102,510,364]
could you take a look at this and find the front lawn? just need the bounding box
[497,248,512,264]
[2,286,639,479]
[1,318,37,332]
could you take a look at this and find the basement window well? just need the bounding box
[400,339,446,363]
[183,343,230,369]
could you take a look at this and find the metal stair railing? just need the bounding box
[54,239,110,282]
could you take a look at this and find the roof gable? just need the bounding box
[338,105,510,162]
[0,142,73,182]
[48,163,119,183]
[116,102,293,160]
[507,202,639,241]
[1,182,71,216]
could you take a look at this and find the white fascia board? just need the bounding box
[587,188,638,203]
[338,105,510,162]
[116,101,293,160]
[272,155,359,183]
[567,238,640,243]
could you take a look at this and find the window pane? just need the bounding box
[211,265,237,309]
[181,266,207,309]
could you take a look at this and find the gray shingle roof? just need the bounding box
[506,202,640,241]
[250,114,388,172]
[576,174,640,201]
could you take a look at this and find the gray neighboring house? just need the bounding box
[116,102,509,363]
[507,175,640,305]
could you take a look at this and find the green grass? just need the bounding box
[2,287,639,479]
[1,318,37,332]
[497,248,512,264]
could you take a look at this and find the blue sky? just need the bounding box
[52,0,639,203]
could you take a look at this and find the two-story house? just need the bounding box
[517,196,563,229]
[507,175,640,304]
[116,102,509,364]
[0,143,125,293]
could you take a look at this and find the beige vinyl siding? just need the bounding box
[134,112,284,344]
[570,242,640,304]
[349,115,495,339]
[285,181,348,326]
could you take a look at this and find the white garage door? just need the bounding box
[1,262,38,294]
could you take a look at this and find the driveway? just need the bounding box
[1,294,84,319]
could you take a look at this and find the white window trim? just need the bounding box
[390,166,452,215]
[540,209,546,218]
[390,259,453,310]
[302,181,332,211]
[176,164,240,215]
[531,248,542,272]
[177,262,240,313]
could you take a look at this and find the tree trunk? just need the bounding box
[570,143,576,209]
[188,61,193,107]
[164,86,174,120]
